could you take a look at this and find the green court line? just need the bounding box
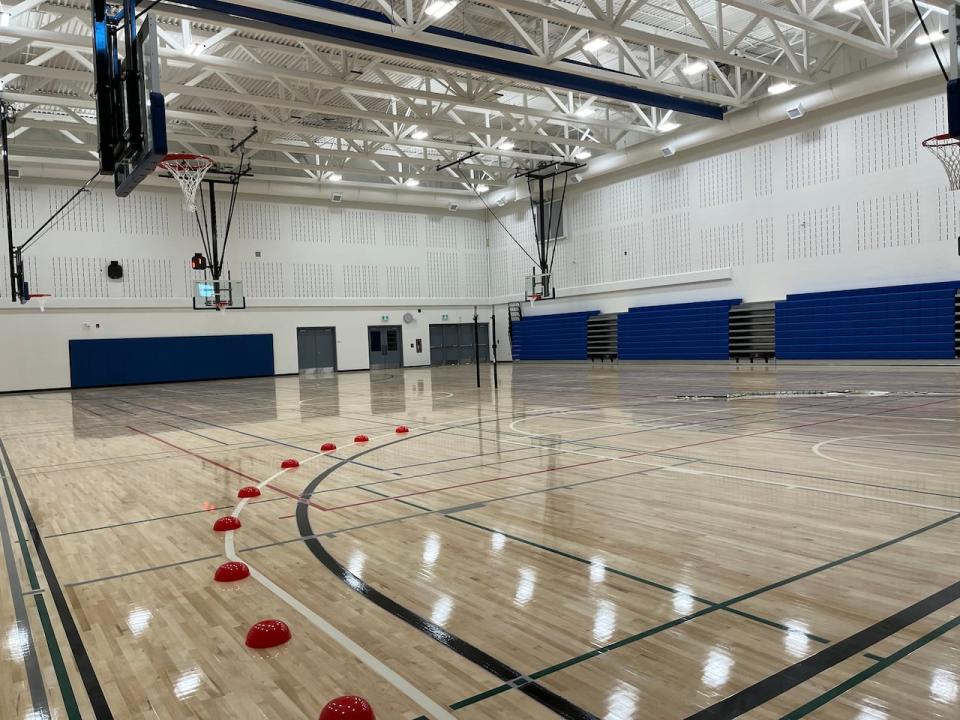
[1,457,81,719]
[780,615,960,719]
[450,510,960,709]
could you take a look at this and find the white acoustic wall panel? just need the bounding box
[698,152,743,208]
[241,261,285,298]
[651,213,691,275]
[425,216,460,249]
[701,223,745,269]
[0,185,38,230]
[936,188,960,245]
[426,252,459,296]
[51,257,108,298]
[756,217,776,264]
[50,187,105,234]
[786,206,842,260]
[384,213,420,247]
[856,192,920,251]
[342,210,377,245]
[855,103,918,176]
[785,126,841,191]
[754,142,776,198]
[291,263,335,298]
[343,264,379,297]
[610,177,642,224]
[610,222,643,281]
[235,201,281,243]
[120,258,176,299]
[291,206,330,244]
[118,193,169,237]
[651,166,690,214]
[385,265,421,297]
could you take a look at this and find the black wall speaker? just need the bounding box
[107,260,123,280]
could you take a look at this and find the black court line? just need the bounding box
[295,413,600,720]
[685,580,960,719]
[0,438,114,720]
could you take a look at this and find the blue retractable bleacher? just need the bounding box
[511,310,598,360]
[776,281,959,359]
[617,299,741,360]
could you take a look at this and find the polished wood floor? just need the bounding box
[0,361,957,720]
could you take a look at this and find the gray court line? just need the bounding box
[44,496,289,539]
[64,553,220,588]
[0,452,50,715]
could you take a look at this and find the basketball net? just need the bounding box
[159,154,214,212]
[922,134,960,191]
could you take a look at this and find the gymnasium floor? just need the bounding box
[0,362,957,720]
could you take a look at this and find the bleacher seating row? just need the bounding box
[509,280,960,361]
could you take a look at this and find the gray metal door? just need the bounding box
[428,323,490,365]
[297,327,337,372]
[429,325,444,366]
[368,326,403,369]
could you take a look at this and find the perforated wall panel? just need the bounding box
[699,152,743,208]
[291,263,335,297]
[856,193,920,251]
[785,126,841,190]
[787,206,841,260]
[290,206,330,244]
[701,223,744,268]
[343,264,379,296]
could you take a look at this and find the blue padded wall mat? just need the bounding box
[618,299,741,360]
[511,310,598,360]
[776,281,959,359]
[69,334,275,388]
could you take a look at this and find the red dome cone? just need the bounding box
[319,696,376,720]
[214,561,250,582]
[238,486,261,498]
[281,458,300,469]
[321,442,336,452]
[395,426,409,434]
[213,516,241,531]
[245,619,291,649]
[353,434,369,443]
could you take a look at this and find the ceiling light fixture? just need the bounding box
[327,172,342,182]
[425,0,458,18]
[659,121,681,132]
[499,140,515,151]
[410,129,429,140]
[768,81,796,95]
[583,37,608,53]
[682,60,708,76]
[916,29,946,44]
[833,0,864,12]
[574,106,595,118]
[574,150,592,160]
[476,184,489,193]
[916,1,949,15]
[405,177,420,187]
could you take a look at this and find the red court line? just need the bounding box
[278,396,956,518]
[127,426,330,511]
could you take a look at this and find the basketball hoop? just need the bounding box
[159,153,214,212]
[27,293,51,312]
[214,301,229,312]
[922,134,960,190]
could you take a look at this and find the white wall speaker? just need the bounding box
[787,102,806,120]
[331,191,343,203]
[661,145,676,157]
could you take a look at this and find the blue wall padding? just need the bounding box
[511,311,598,360]
[776,281,959,359]
[69,334,275,388]
[618,299,741,360]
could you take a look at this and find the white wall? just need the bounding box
[490,90,960,317]
[5,87,960,392]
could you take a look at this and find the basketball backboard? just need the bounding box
[194,280,245,311]
[92,1,167,197]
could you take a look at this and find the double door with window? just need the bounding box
[368,326,403,369]
[429,323,489,366]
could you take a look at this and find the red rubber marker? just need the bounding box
[395,426,409,434]
[321,442,336,452]
[213,516,241,531]
[214,561,250,582]
[237,486,261,498]
[245,619,291,649]
[281,458,300,469]
[354,434,369,443]
[319,696,376,720]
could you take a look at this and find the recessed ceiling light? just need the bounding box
[476,184,489,193]
[411,129,429,140]
[327,172,342,182]
[833,0,864,11]
[574,150,591,160]
[768,81,796,95]
[425,0,458,18]
[916,30,946,44]
[405,177,420,187]
[583,37,608,53]
[682,60,708,76]
[499,140,515,151]
[659,121,681,132]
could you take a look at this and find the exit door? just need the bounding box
[297,327,337,372]
[368,326,403,369]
